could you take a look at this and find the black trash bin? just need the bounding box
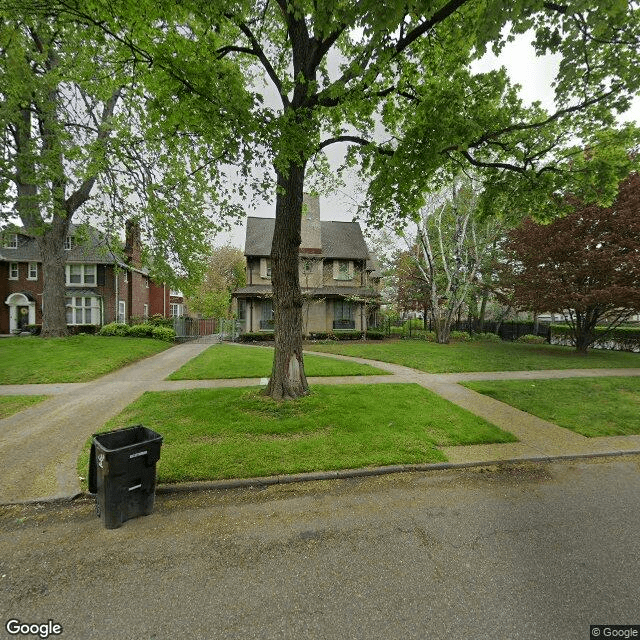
[88,425,163,529]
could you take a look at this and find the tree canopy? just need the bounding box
[498,172,640,352]
[184,245,246,318]
[11,0,640,389]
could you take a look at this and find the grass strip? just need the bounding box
[463,376,640,437]
[167,344,388,379]
[0,395,49,419]
[78,384,516,487]
[0,335,170,384]
[308,339,640,373]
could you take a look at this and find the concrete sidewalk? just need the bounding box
[2,341,640,505]
[0,342,211,504]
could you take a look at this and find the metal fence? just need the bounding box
[173,317,242,342]
[378,318,552,342]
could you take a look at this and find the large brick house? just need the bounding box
[233,195,381,334]
[0,221,174,334]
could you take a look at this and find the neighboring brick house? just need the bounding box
[233,195,381,334]
[0,221,172,334]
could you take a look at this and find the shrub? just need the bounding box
[148,314,174,328]
[25,324,41,336]
[449,330,472,342]
[306,332,336,341]
[151,326,176,342]
[68,325,99,336]
[364,330,385,340]
[238,332,274,342]
[551,323,640,351]
[128,323,155,338]
[99,322,130,337]
[474,332,502,342]
[516,334,546,344]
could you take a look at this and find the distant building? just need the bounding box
[233,194,381,334]
[1,221,173,334]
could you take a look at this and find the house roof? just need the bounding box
[0,223,130,268]
[244,217,371,260]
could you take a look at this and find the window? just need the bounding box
[333,260,354,281]
[143,304,149,319]
[260,300,274,330]
[28,263,38,280]
[302,259,313,274]
[4,233,17,249]
[118,300,126,323]
[64,236,75,250]
[260,258,272,279]
[237,299,246,321]
[145,277,150,288]
[333,300,355,329]
[66,264,96,286]
[65,296,100,325]
[9,263,18,280]
[170,303,183,317]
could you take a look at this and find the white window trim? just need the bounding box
[27,262,38,280]
[65,296,100,326]
[64,236,75,250]
[66,264,97,287]
[118,300,126,323]
[9,263,19,280]
[143,304,149,319]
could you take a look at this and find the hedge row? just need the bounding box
[550,324,640,351]
[238,330,386,343]
[98,322,176,342]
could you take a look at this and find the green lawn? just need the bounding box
[307,339,640,373]
[0,335,170,384]
[78,384,516,486]
[0,395,48,419]
[464,376,640,437]
[168,344,388,379]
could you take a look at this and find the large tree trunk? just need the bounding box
[38,217,71,338]
[265,165,309,400]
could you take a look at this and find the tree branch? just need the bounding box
[314,135,394,156]
[64,87,122,214]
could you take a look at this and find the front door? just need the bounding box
[17,306,30,331]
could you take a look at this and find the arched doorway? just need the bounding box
[5,292,36,334]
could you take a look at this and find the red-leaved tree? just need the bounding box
[499,173,640,353]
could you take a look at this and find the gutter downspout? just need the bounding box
[115,268,119,323]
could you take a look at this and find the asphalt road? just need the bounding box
[1,456,639,640]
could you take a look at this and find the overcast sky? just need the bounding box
[215,32,640,249]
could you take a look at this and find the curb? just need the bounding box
[152,448,640,494]
[4,449,640,507]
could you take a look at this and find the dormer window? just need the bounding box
[3,233,17,249]
[64,236,75,250]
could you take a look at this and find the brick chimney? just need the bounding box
[300,193,321,254]
[124,219,142,266]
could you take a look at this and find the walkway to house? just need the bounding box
[2,341,640,505]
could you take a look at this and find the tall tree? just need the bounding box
[184,245,246,318]
[498,173,640,353]
[0,11,238,336]
[410,178,507,343]
[39,0,640,394]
